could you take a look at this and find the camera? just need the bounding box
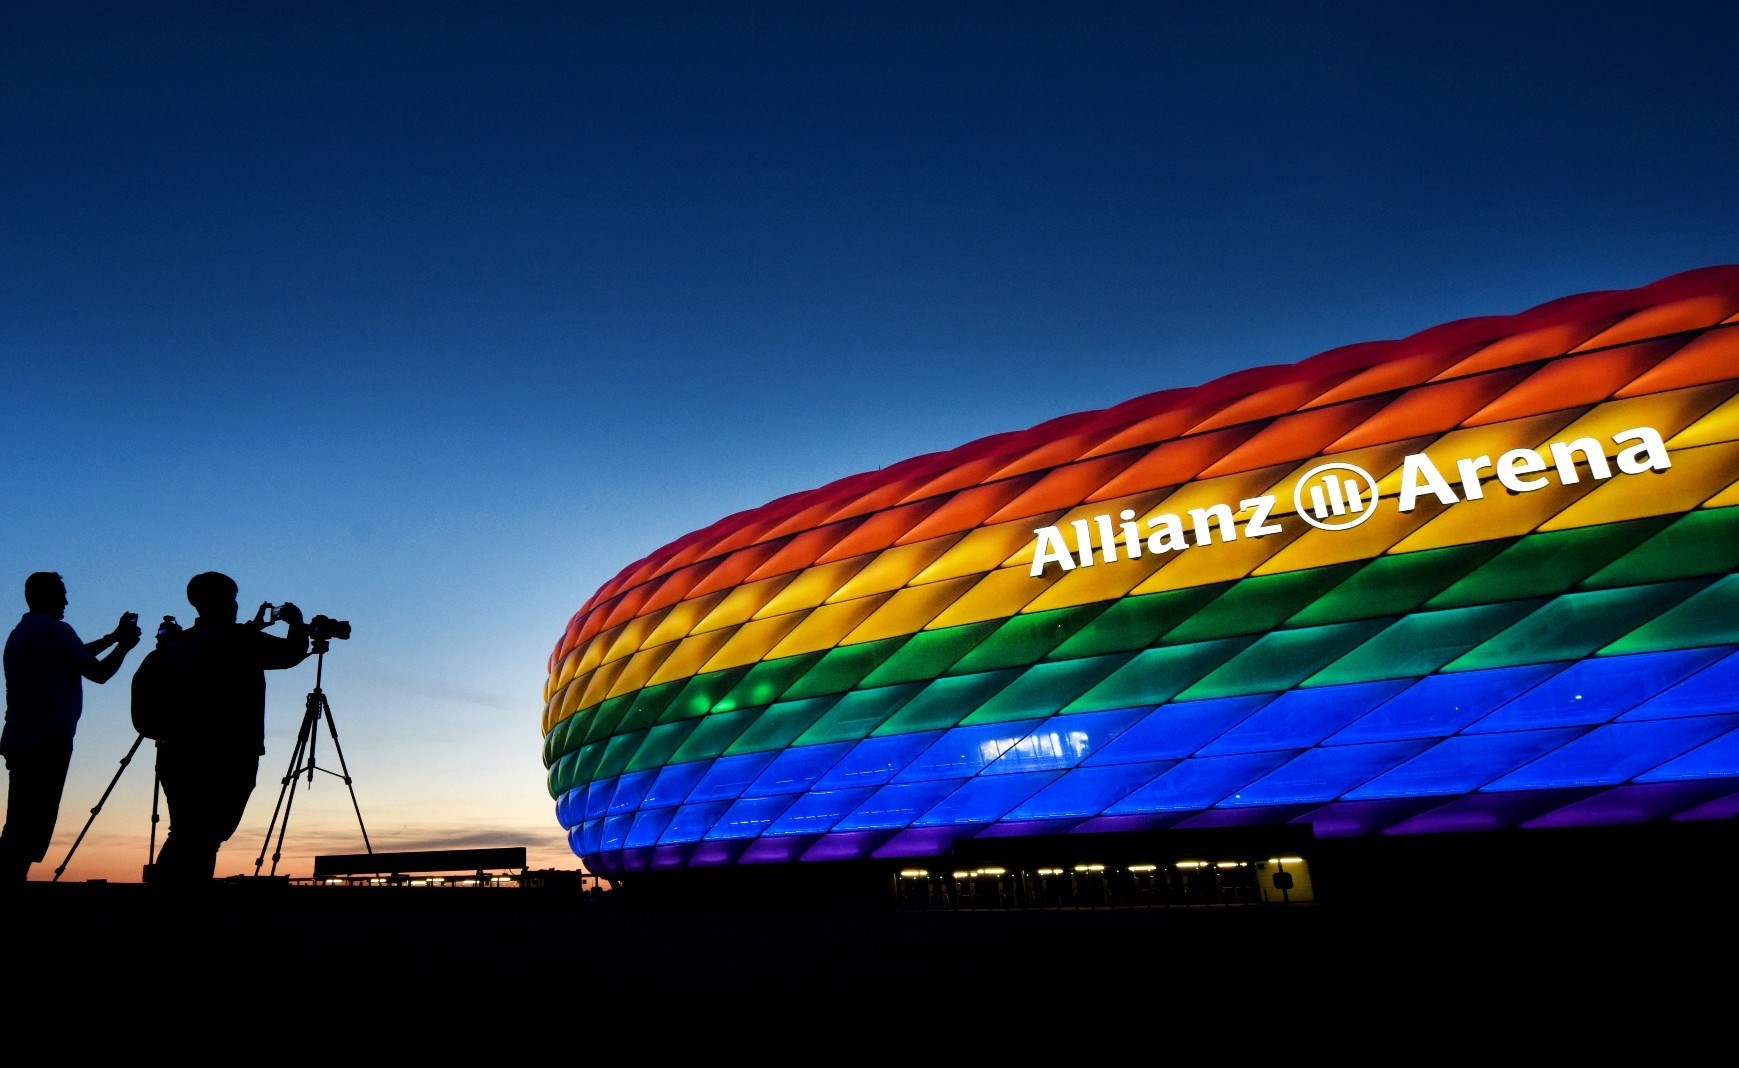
[309,614,351,642]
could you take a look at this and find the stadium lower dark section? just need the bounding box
[598,812,1739,910]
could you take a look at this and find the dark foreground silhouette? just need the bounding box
[9,870,1724,982]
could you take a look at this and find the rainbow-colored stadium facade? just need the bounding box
[544,265,1739,884]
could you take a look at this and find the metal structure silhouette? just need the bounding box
[52,732,162,882]
[254,635,371,877]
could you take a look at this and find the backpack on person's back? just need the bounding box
[130,617,190,741]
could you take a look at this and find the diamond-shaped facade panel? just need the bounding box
[544,265,1739,876]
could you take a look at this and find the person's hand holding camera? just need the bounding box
[275,602,305,627]
[113,611,142,650]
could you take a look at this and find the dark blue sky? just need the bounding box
[4,1,1735,878]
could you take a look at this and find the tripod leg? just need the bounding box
[149,753,162,871]
[265,770,300,878]
[253,698,318,876]
[318,691,373,854]
[53,733,145,882]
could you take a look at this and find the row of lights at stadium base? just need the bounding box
[897,858,1305,880]
[314,875,516,887]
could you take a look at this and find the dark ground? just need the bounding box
[13,821,1735,1040]
[14,875,1729,1007]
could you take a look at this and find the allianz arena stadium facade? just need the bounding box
[543,265,1739,902]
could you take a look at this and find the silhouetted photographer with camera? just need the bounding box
[1,572,141,885]
[139,571,310,886]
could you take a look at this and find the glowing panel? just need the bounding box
[544,265,1739,875]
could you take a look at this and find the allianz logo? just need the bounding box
[1029,425,1672,578]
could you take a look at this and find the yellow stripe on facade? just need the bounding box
[763,593,894,659]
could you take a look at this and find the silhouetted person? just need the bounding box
[0,572,141,884]
[147,571,308,885]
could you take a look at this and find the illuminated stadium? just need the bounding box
[543,265,1739,905]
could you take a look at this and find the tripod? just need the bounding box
[254,637,371,877]
[53,733,164,882]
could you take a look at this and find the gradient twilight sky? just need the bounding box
[4,2,1736,883]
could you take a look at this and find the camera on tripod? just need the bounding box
[309,614,351,642]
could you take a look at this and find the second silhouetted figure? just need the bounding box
[142,571,309,885]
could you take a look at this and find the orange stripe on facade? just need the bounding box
[1462,339,1681,427]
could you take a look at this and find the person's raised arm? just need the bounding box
[81,611,141,684]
